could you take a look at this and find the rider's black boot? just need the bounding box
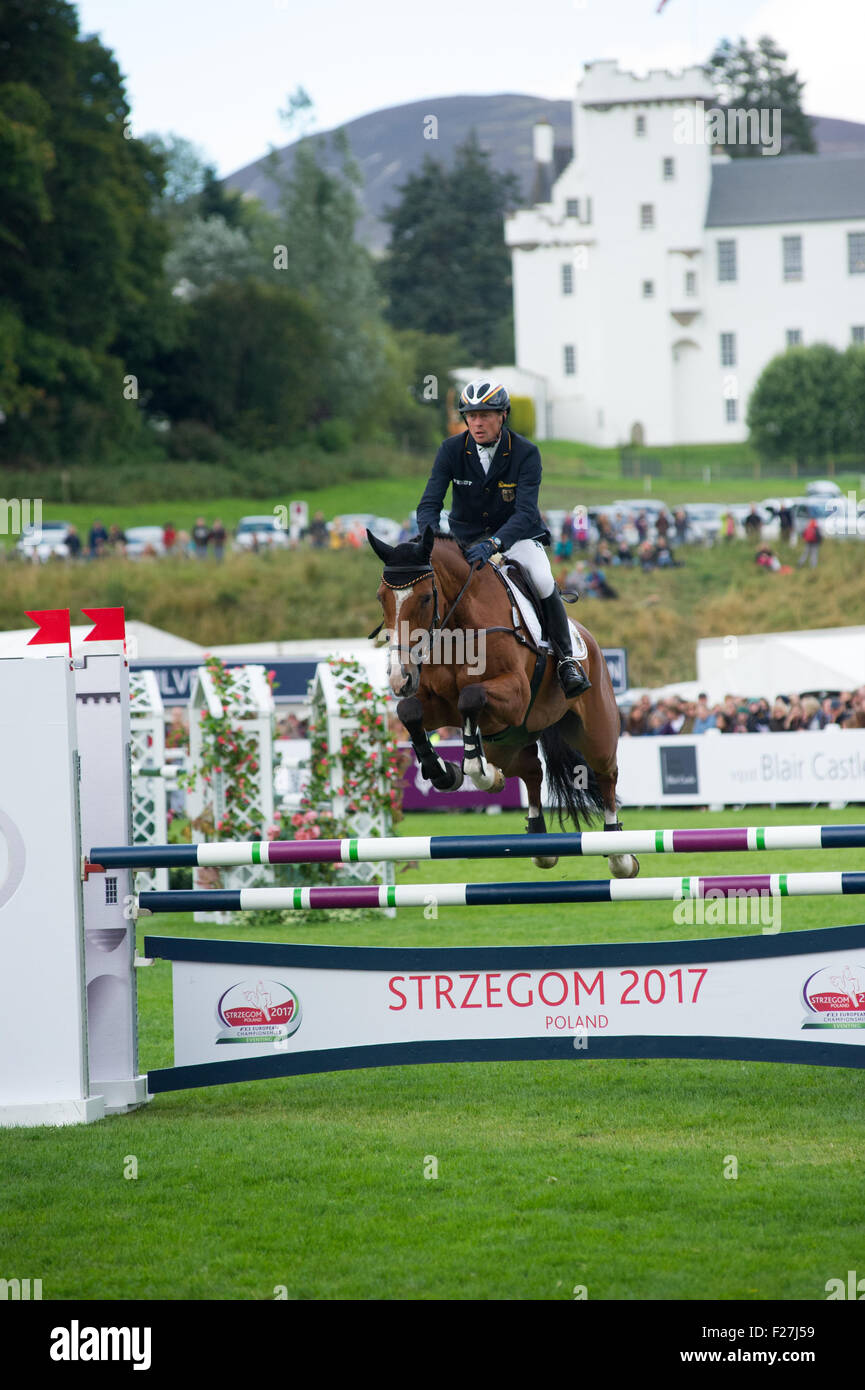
[540,590,592,698]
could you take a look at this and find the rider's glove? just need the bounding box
[465,538,499,568]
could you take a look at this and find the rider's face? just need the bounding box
[464,410,504,445]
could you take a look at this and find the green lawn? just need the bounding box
[2,806,863,1301]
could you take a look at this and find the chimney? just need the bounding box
[531,119,554,204]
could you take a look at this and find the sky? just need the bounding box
[73,0,865,176]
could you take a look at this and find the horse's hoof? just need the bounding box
[609,854,640,880]
[489,767,506,793]
[532,855,559,870]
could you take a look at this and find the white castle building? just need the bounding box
[505,61,865,445]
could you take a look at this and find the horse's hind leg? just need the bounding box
[559,707,640,880]
[514,742,558,869]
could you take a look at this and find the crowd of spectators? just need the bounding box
[621,689,865,736]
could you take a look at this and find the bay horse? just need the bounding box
[367,526,640,876]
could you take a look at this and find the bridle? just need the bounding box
[370,559,479,660]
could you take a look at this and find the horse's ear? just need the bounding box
[421,525,435,559]
[366,529,394,565]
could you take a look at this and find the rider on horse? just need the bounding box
[415,379,592,698]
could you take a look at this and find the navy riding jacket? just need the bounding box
[415,428,551,550]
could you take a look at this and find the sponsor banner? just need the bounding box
[145,927,865,1090]
[614,730,865,807]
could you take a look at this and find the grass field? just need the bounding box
[2,806,863,1302]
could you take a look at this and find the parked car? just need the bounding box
[124,525,166,559]
[806,479,842,497]
[15,520,72,562]
[233,515,290,552]
[682,503,726,544]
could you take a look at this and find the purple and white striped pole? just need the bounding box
[137,870,865,915]
[92,822,865,871]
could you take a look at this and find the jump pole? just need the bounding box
[137,870,865,914]
[92,822,865,871]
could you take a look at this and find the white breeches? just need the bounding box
[503,538,556,599]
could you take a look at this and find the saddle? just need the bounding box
[490,557,587,659]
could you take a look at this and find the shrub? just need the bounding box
[509,394,536,437]
[166,420,230,462]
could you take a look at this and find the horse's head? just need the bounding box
[367,525,438,697]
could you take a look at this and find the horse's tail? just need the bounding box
[538,720,606,829]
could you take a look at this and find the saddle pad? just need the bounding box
[499,565,588,660]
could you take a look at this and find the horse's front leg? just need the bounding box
[457,675,526,793]
[397,694,464,791]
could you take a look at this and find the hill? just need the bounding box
[224,95,865,252]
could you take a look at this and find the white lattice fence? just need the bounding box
[129,669,168,893]
[187,664,275,920]
[309,661,395,912]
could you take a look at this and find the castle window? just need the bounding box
[717,239,737,282]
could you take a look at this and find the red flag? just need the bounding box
[82,607,126,644]
[26,608,72,649]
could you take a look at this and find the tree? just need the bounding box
[164,216,261,295]
[263,130,393,427]
[0,0,172,462]
[747,344,850,465]
[152,279,328,448]
[381,133,519,361]
[704,36,816,157]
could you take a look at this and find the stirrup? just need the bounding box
[557,657,591,697]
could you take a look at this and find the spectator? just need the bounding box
[107,523,127,555]
[397,518,414,545]
[747,700,771,732]
[673,509,688,546]
[679,700,697,734]
[306,511,329,548]
[778,504,794,545]
[722,511,736,542]
[625,696,652,736]
[555,527,573,565]
[693,694,718,734]
[65,525,82,561]
[798,514,821,567]
[211,519,227,562]
[586,566,618,599]
[655,542,683,568]
[635,511,649,543]
[800,695,825,730]
[595,540,614,566]
[744,506,763,540]
[769,697,791,731]
[755,546,792,574]
[717,694,738,733]
[785,695,804,730]
[88,519,109,557]
[163,522,177,552]
[564,560,590,597]
[655,510,670,543]
[573,509,589,551]
[192,517,211,558]
[638,540,655,571]
[614,539,633,566]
